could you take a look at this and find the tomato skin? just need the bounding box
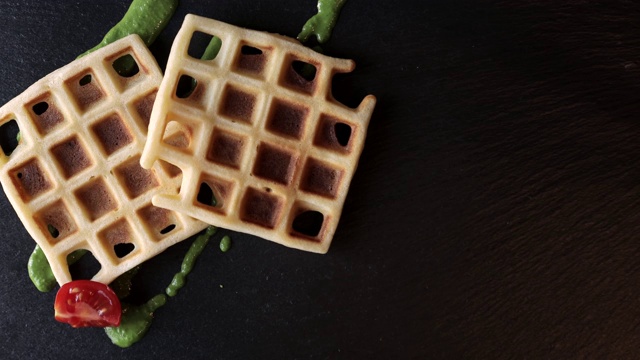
[54,280,122,328]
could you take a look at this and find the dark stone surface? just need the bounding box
[6,0,640,359]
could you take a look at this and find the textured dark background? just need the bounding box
[1,0,639,359]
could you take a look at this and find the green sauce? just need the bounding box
[297,0,348,44]
[27,246,55,292]
[184,36,222,92]
[80,0,179,57]
[26,0,178,292]
[202,36,222,61]
[166,226,217,297]
[219,235,231,252]
[28,246,86,292]
[105,294,167,348]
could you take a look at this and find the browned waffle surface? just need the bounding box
[0,35,207,285]
[141,16,376,253]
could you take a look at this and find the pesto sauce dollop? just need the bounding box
[105,294,167,348]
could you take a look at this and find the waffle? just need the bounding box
[0,35,207,285]
[140,15,376,253]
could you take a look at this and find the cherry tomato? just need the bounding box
[54,280,121,328]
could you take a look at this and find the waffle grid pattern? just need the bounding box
[142,16,376,253]
[0,35,206,285]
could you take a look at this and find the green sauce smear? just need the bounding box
[166,226,217,297]
[28,246,86,292]
[79,0,179,57]
[105,294,167,348]
[298,0,348,44]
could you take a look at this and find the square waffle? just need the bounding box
[140,15,376,253]
[0,35,207,285]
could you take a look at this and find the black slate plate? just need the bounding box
[0,1,426,358]
[14,1,640,359]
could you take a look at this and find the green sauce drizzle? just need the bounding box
[26,0,178,292]
[219,235,231,252]
[184,36,222,93]
[297,0,348,44]
[104,225,217,347]
[26,246,53,292]
[166,226,217,297]
[80,0,179,57]
[105,226,218,347]
[105,294,167,348]
[28,246,86,292]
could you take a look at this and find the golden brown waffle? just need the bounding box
[0,35,207,285]
[141,15,376,253]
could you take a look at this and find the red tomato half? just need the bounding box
[54,280,121,328]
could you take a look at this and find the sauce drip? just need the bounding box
[298,0,348,44]
[166,226,218,296]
